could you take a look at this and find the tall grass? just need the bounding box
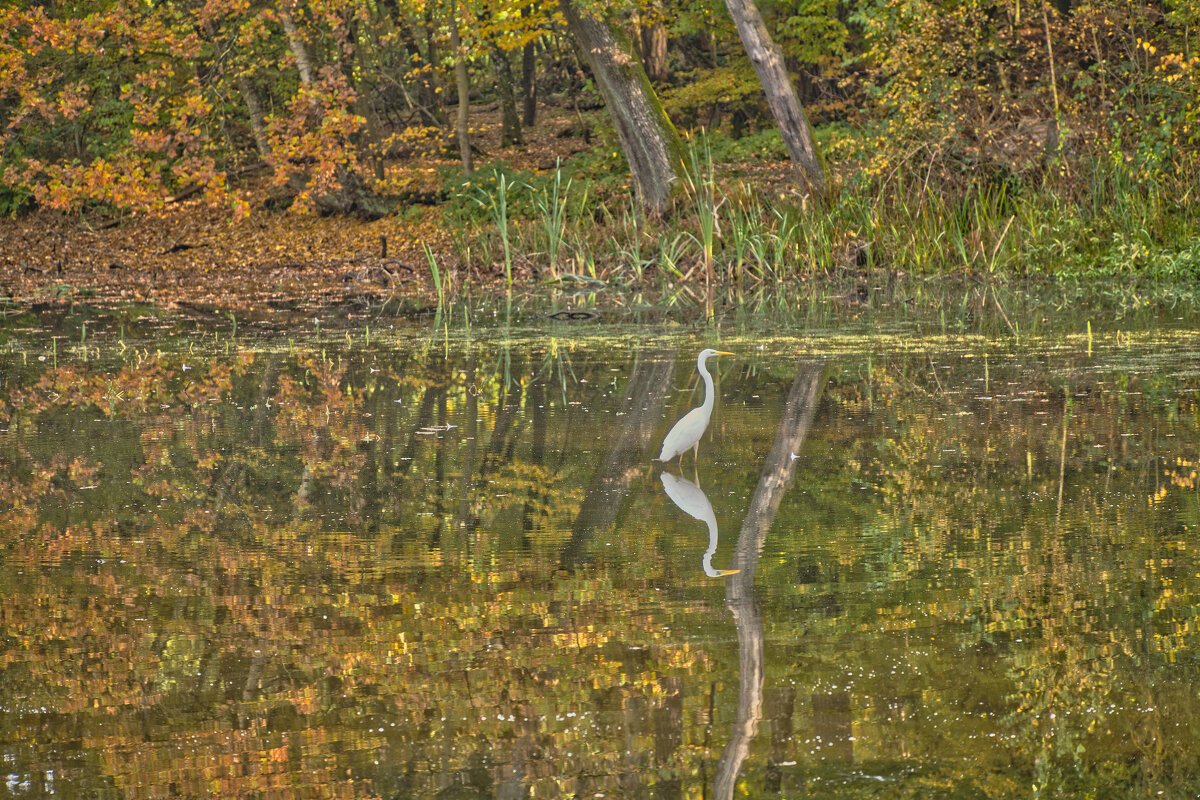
[473,173,516,290]
[726,194,764,280]
[684,137,721,285]
[534,162,572,280]
[439,140,1198,306]
[612,194,649,285]
[423,243,445,309]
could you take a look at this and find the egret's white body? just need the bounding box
[657,348,733,465]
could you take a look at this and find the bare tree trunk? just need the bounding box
[280,4,387,217]
[199,17,272,161]
[713,577,764,800]
[640,16,669,83]
[559,0,686,212]
[765,687,796,793]
[560,349,675,569]
[237,74,272,159]
[400,38,446,125]
[731,361,825,579]
[449,2,473,174]
[457,351,478,527]
[722,0,828,194]
[280,10,317,85]
[344,15,388,181]
[491,45,523,146]
[522,372,546,533]
[521,15,537,126]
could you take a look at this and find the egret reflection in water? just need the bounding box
[660,471,740,577]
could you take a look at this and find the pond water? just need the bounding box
[3,312,1200,799]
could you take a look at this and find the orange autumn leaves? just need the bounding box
[0,0,560,218]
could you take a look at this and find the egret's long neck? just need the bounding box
[699,354,716,415]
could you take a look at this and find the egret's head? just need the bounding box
[699,348,734,360]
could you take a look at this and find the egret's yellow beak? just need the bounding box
[714,351,735,356]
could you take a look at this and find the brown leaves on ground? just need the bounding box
[0,206,422,312]
[0,106,598,312]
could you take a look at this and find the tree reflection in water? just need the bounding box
[659,357,826,799]
[7,329,1200,798]
[715,360,825,800]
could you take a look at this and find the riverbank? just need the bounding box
[2,111,1197,315]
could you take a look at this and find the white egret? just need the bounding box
[656,348,734,466]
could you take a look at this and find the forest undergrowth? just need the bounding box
[2,0,1197,317]
[2,101,1196,318]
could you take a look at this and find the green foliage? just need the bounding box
[532,163,573,277]
[848,0,1200,193]
[0,166,34,216]
[701,127,789,161]
[457,119,1195,287]
[768,0,849,65]
[0,0,1195,296]
[440,162,537,223]
[557,139,633,198]
[665,65,766,130]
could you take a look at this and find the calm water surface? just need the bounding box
[3,320,1200,798]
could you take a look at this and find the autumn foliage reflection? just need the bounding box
[2,335,1200,797]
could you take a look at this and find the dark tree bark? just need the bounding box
[199,17,272,160]
[448,1,473,174]
[481,355,524,477]
[560,349,675,569]
[765,687,796,793]
[722,0,828,194]
[412,7,446,122]
[340,15,388,181]
[640,15,669,83]
[457,351,478,528]
[559,0,686,212]
[398,38,446,126]
[522,370,546,533]
[491,45,523,146]
[236,74,272,159]
[521,21,537,125]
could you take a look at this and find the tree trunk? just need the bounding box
[457,352,478,527]
[448,1,473,175]
[343,15,388,181]
[521,14,537,125]
[491,46,523,146]
[280,10,317,86]
[559,0,686,212]
[560,348,675,570]
[423,7,441,106]
[237,74,272,159]
[722,0,828,194]
[713,360,825,800]
[640,16,669,83]
[521,369,546,533]
[400,39,446,125]
[199,17,272,160]
[280,6,387,218]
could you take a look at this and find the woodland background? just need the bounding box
[0,0,1198,304]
